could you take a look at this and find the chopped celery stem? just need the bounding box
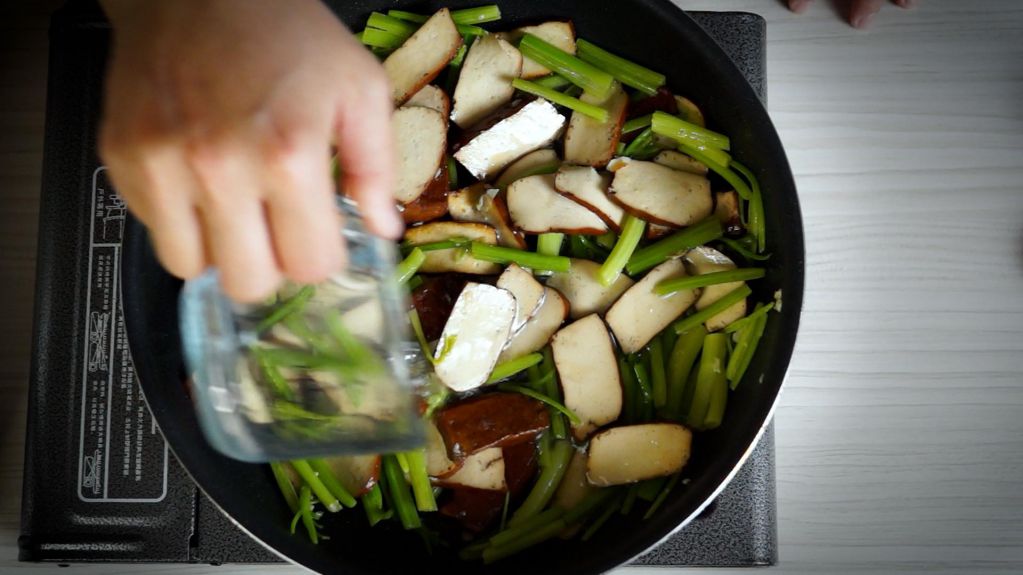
[388,6,502,25]
[575,38,666,96]
[597,214,646,286]
[648,338,668,408]
[726,306,770,389]
[533,74,573,90]
[402,237,470,253]
[655,268,765,296]
[446,156,458,188]
[731,160,766,252]
[643,473,681,519]
[366,12,418,36]
[486,353,544,384]
[385,9,428,23]
[404,449,438,512]
[483,517,566,563]
[673,284,752,334]
[307,459,357,508]
[470,241,571,272]
[632,361,654,421]
[622,113,653,134]
[511,78,609,122]
[497,383,582,425]
[622,127,660,158]
[724,301,774,333]
[686,332,728,428]
[269,462,299,513]
[297,486,318,543]
[359,27,407,50]
[665,326,707,420]
[677,141,751,200]
[393,248,425,285]
[518,34,615,98]
[507,439,574,527]
[617,354,638,424]
[651,111,730,151]
[382,455,421,530]
[625,217,723,276]
[290,460,342,513]
[537,233,565,256]
[720,236,771,262]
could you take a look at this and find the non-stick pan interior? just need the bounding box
[121,1,803,573]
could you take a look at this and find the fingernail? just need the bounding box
[381,206,405,239]
[852,12,875,29]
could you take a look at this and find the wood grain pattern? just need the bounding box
[2,1,1022,573]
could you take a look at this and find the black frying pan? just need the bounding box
[121,1,804,573]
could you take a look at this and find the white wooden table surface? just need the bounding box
[2,1,1022,573]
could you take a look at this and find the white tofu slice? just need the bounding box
[403,221,502,275]
[498,21,577,78]
[446,185,527,249]
[405,84,451,117]
[384,9,462,105]
[586,423,692,486]
[553,448,596,510]
[675,95,705,127]
[433,447,506,491]
[652,149,708,176]
[506,174,609,234]
[454,99,565,181]
[609,160,712,227]
[551,314,622,440]
[563,83,629,168]
[433,283,517,392]
[545,258,634,319]
[605,258,698,353]
[496,263,546,333]
[554,165,626,231]
[425,419,460,477]
[451,34,523,128]
[498,287,569,363]
[494,148,561,189]
[684,246,748,331]
[393,106,447,204]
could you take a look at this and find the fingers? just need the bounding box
[334,61,403,240]
[849,0,885,28]
[189,143,282,303]
[262,130,345,284]
[99,133,208,279]
[787,0,814,14]
[140,151,208,279]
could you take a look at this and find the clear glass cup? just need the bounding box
[178,198,424,462]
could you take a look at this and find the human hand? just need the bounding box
[99,0,402,302]
[787,0,917,28]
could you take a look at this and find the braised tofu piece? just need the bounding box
[554,165,626,231]
[605,258,698,353]
[507,174,609,234]
[405,84,451,117]
[435,392,550,460]
[609,160,712,227]
[586,423,692,486]
[384,9,462,105]
[404,222,502,275]
[551,314,622,440]
[563,83,629,168]
[494,148,561,189]
[451,34,523,128]
[498,286,569,363]
[545,259,633,319]
[394,106,447,205]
